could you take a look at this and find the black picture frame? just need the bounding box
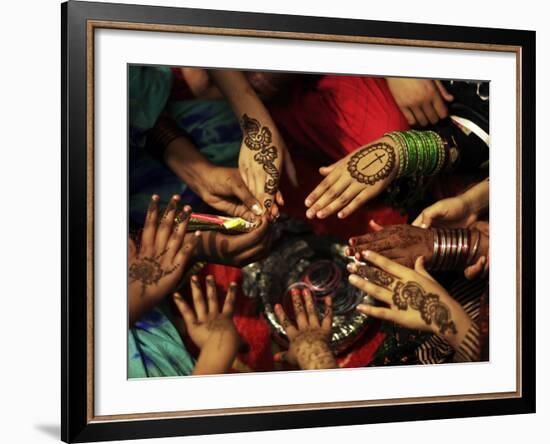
[62,1,536,442]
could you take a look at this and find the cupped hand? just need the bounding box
[198,166,265,222]
[305,138,399,220]
[128,195,200,325]
[273,288,336,370]
[386,78,454,127]
[412,195,478,229]
[347,224,434,269]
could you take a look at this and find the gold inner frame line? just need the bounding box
[86,19,522,423]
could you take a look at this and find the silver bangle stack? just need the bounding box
[429,228,481,271]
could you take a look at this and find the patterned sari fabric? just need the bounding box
[128,305,195,378]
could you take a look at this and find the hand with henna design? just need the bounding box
[128,194,200,325]
[209,70,298,219]
[348,250,478,354]
[173,275,241,375]
[273,289,337,370]
[305,137,399,220]
[347,223,434,269]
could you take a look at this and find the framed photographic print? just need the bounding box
[61,0,536,442]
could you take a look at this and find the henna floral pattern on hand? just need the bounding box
[240,114,280,195]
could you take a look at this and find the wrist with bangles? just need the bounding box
[427,228,482,271]
[384,130,448,178]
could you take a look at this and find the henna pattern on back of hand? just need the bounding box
[392,281,457,334]
[128,249,178,297]
[241,114,280,195]
[347,143,396,185]
[356,265,395,288]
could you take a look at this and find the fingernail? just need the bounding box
[421,223,427,229]
[356,304,367,311]
[194,230,201,237]
[305,199,311,207]
[252,204,262,215]
[346,263,355,272]
[152,194,159,201]
[317,211,325,219]
[362,250,371,258]
[306,209,314,219]
[191,275,198,282]
[338,212,345,219]
[173,292,182,300]
[348,274,359,284]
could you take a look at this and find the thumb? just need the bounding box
[413,203,445,228]
[232,179,263,216]
[319,163,337,176]
[368,219,384,232]
[273,351,298,366]
[435,80,454,102]
[414,256,436,282]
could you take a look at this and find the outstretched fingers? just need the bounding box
[222,282,237,317]
[173,292,197,327]
[141,194,159,255]
[155,195,180,252]
[166,205,192,260]
[321,296,333,334]
[274,303,298,340]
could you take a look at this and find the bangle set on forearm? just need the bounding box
[428,228,481,271]
[385,130,447,178]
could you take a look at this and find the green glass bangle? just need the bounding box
[399,131,418,176]
[422,131,439,175]
[408,131,427,175]
[434,132,447,174]
[384,132,406,177]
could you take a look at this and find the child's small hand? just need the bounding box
[173,275,239,352]
[273,289,337,370]
[173,275,241,375]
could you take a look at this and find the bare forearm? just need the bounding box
[209,70,278,132]
[163,136,211,185]
[462,178,489,216]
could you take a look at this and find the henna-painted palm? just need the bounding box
[173,275,239,350]
[128,194,200,325]
[305,138,399,220]
[273,288,336,370]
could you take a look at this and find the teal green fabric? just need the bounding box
[128,306,195,378]
[129,65,173,138]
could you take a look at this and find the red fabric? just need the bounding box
[270,75,409,158]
